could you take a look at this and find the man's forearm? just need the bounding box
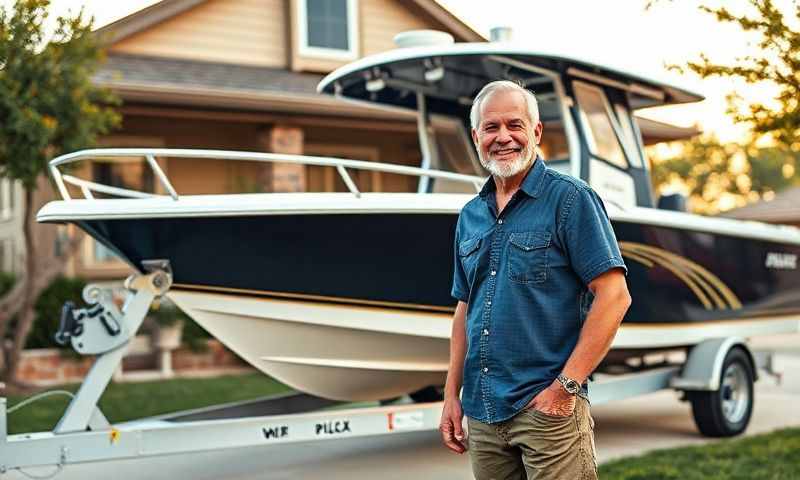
[562,273,631,384]
[444,301,468,399]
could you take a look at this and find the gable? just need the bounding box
[109,0,289,68]
[361,0,457,56]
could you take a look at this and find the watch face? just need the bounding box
[566,380,580,394]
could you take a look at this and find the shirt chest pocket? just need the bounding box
[458,236,482,280]
[508,231,551,284]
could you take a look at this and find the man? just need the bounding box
[439,80,631,479]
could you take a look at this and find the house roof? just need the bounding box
[94,0,486,45]
[94,54,420,120]
[97,54,324,96]
[723,186,800,223]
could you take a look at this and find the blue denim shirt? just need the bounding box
[451,158,627,424]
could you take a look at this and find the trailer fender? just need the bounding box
[670,337,757,391]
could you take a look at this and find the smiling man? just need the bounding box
[439,80,631,479]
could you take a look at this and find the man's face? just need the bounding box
[471,90,543,179]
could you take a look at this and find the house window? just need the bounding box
[298,0,358,60]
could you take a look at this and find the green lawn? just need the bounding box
[5,373,290,434]
[599,427,800,480]
[6,375,800,478]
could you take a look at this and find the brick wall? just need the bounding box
[17,339,251,386]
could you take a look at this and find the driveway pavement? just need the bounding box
[7,335,800,479]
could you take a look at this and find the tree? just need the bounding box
[0,0,119,385]
[648,0,799,211]
[683,0,800,160]
[651,135,798,213]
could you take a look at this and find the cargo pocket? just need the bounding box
[508,231,550,284]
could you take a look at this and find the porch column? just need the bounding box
[261,125,306,192]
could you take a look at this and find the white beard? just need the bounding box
[478,142,535,178]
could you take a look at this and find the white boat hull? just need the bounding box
[167,289,800,401]
[167,289,451,401]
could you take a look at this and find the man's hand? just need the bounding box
[439,397,466,454]
[526,380,576,417]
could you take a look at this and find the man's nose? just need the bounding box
[495,126,512,143]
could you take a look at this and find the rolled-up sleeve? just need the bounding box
[559,186,627,286]
[451,216,469,302]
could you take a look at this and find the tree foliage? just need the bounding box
[0,0,120,188]
[683,0,800,156]
[648,0,800,212]
[651,135,798,213]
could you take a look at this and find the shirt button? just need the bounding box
[483,367,489,373]
[483,329,489,335]
[490,270,497,276]
[487,301,492,306]
[497,219,504,224]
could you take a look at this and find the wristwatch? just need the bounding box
[557,374,581,395]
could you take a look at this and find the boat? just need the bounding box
[36,34,800,401]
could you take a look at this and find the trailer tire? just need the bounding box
[688,347,754,437]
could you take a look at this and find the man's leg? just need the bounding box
[508,397,598,480]
[467,417,526,480]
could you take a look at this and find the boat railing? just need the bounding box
[48,148,485,201]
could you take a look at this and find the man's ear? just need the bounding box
[534,121,544,144]
[471,128,479,146]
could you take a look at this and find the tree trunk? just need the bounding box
[4,188,37,385]
[0,271,29,372]
[0,184,85,384]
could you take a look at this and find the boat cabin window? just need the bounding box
[298,0,358,60]
[613,103,644,169]
[539,118,570,174]
[573,81,629,169]
[430,119,484,193]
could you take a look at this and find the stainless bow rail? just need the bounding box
[48,148,485,201]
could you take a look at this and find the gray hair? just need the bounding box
[469,80,540,130]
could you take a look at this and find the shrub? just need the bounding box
[26,276,87,349]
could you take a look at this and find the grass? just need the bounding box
[599,427,800,480]
[5,373,290,435]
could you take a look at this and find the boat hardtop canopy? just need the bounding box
[318,42,704,115]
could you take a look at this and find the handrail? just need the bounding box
[48,148,485,201]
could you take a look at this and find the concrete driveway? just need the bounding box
[7,335,800,479]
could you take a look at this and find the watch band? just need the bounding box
[557,374,581,395]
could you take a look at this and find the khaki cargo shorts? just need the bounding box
[466,396,597,480]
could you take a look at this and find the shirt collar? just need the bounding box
[479,157,546,199]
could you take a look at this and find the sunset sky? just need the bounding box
[1,0,792,143]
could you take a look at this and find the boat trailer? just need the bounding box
[0,264,778,475]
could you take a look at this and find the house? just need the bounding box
[723,186,800,228]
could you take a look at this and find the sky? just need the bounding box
[0,0,791,143]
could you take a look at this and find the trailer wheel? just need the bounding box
[688,347,754,437]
